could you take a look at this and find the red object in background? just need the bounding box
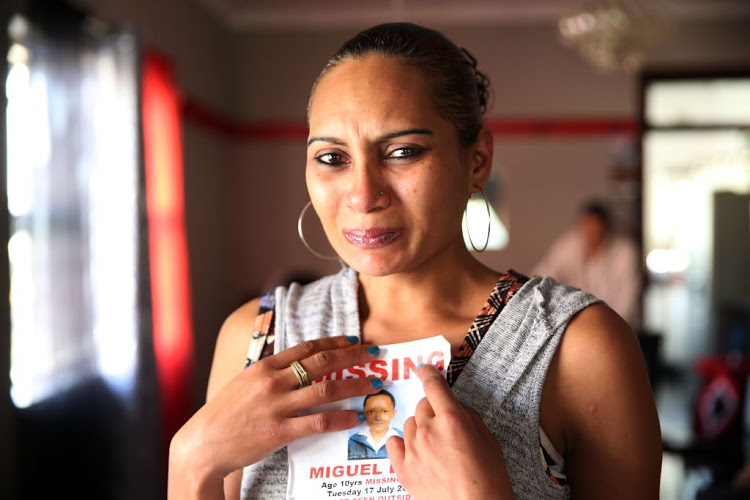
[142,51,195,451]
[694,355,750,441]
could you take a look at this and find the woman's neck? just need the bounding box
[356,243,500,348]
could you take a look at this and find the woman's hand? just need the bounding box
[168,335,381,499]
[386,364,514,500]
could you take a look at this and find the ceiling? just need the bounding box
[193,0,750,30]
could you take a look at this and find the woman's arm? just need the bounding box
[550,304,662,499]
[169,299,258,500]
[207,299,261,499]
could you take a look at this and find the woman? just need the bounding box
[169,23,661,500]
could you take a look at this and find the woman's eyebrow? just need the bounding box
[376,128,433,142]
[307,136,346,147]
[307,128,434,147]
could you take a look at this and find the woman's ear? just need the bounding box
[468,128,494,192]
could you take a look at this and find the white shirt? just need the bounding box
[352,425,402,452]
[533,230,640,326]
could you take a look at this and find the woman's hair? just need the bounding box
[309,22,492,147]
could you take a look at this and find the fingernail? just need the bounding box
[417,363,425,369]
[370,378,383,389]
[366,346,380,356]
[357,412,366,422]
[346,335,359,344]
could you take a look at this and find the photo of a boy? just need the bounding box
[347,390,403,460]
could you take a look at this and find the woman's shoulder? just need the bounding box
[539,289,644,413]
[204,269,345,399]
[555,303,641,379]
[206,297,262,400]
[547,304,661,492]
[220,296,264,345]
[503,272,601,327]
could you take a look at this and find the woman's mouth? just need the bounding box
[343,228,403,249]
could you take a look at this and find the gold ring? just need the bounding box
[290,361,309,388]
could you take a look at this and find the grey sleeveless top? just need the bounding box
[240,266,600,499]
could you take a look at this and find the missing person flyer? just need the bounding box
[286,335,451,500]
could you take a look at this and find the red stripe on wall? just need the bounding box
[182,98,308,140]
[486,119,637,136]
[142,51,195,452]
[181,96,637,140]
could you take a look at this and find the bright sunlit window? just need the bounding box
[642,74,750,367]
[646,79,750,127]
[6,16,140,408]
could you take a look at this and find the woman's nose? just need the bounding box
[346,158,389,213]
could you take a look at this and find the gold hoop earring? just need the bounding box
[463,187,490,252]
[297,201,339,260]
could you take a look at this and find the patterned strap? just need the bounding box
[244,293,276,369]
[446,269,528,386]
[540,427,568,485]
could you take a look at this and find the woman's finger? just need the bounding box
[385,435,406,471]
[414,396,435,422]
[284,376,383,413]
[283,409,367,442]
[269,335,359,368]
[402,415,417,443]
[284,344,380,389]
[417,364,457,415]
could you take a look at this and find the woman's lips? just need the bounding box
[343,228,403,249]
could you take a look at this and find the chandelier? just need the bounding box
[558,0,673,72]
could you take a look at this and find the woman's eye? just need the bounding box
[314,152,346,166]
[388,146,425,160]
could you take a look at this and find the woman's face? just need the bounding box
[306,54,489,277]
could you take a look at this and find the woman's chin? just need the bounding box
[343,251,408,278]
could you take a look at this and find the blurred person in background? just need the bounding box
[534,200,640,326]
